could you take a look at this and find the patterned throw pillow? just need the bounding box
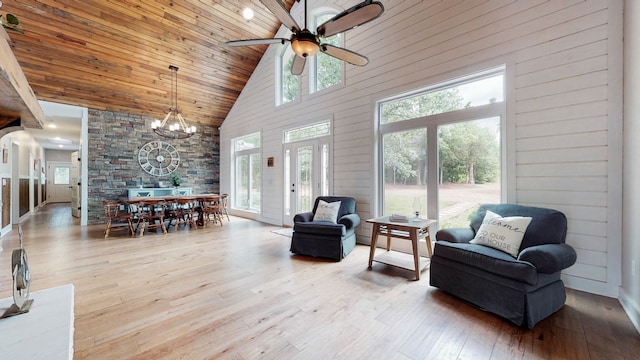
[470,210,532,257]
[312,200,341,223]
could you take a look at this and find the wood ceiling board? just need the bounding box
[1,0,296,129]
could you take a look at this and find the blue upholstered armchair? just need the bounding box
[290,196,360,261]
[429,204,577,328]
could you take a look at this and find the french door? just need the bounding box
[283,138,330,225]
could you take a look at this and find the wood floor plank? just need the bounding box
[0,203,638,359]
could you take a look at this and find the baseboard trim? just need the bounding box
[619,287,640,335]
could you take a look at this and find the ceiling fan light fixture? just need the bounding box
[290,30,320,58]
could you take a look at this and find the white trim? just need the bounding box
[606,0,624,294]
[619,287,640,334]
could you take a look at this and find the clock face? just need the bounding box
[138,140,180,176]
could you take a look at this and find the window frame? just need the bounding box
[376,67,507,222]
[309,8,344,94]
[232,132,262,213]
[276,44,300,106]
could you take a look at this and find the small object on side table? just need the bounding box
[1,226,33,318]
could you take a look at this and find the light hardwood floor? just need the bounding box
[1,203,639,359]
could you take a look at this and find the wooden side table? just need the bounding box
[367,216,437,280]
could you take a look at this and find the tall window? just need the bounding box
[277,46,299,105]
[233,133,261,212]
[379,68,505,227]
[310,11,342,93]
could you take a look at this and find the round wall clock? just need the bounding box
[138,140,180,176]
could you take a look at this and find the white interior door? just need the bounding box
[70,152,80,217]
[283,138,331,226]
[47,161,72,204]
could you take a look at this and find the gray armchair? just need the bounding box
[429,204,577,328]
[290,196,360,261]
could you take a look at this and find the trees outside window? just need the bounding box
[379,68,504,226]
[312,12,342,92]
[278,47,299,105]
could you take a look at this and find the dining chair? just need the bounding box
[220,193,230,222]
[135,199,168,236]
[102,200,135,238]
[198,195,223,226]
[163,198,181,232]
[176,197,198,229]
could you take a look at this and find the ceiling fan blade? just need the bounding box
[260,0,300,32]
[320,44,368,66]
[316,0,384,38]
[226,38,289,47]
[291,55,306,75]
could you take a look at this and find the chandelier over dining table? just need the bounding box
[152,65,197,139]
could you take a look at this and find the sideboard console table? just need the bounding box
[128,187,192,198]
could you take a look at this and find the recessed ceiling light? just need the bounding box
[242,7,254,20]
[48,123,57,128]
[48,137,72,144]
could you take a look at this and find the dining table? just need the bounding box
[125,194,223,232]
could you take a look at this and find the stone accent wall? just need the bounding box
[87,109,219,225]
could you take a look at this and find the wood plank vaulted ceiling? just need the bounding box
[2,0,297,129]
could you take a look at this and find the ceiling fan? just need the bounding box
[226,0,384,75]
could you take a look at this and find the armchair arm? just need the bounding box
[338,213,360,230]
[435,228,475,243]
[293,212,314,223]
[518,243,577,273]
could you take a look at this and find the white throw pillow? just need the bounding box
[313,200,341,223]
[470,210,532,257]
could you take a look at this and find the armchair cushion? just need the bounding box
[436,228,475,243]
[313,200,341,223]
[470,210,532,257]
[294,212,314,223]
[294,222,345,236]
[338,213,361,229]
[434,240,539,285]
[518,243,577,274]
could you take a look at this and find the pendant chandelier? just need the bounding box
[151,65,196,139]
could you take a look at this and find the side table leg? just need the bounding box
[425,231,433,258]
[411,229,420,280]
[368,225,379,269]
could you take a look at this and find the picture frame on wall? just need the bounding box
[2,148,7,164]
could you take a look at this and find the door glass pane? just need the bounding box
[54,166,71,185]
[284,149,291,216]
[382,128,427,217]
[297,146,313,213]
[250,154,261,211]
[438,117,501,227]
[321,143,329,196]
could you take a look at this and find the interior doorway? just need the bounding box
[47,161,72,203]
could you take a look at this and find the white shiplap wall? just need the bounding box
[221,0,622,297]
